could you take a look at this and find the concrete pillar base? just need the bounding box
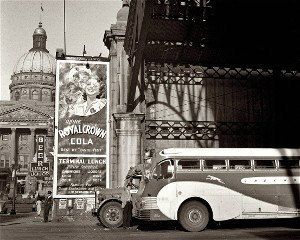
[114,113,145,187]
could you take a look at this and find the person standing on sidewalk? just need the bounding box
[36,194,42,216]
[43,191,53,222]
[121,182,133,229]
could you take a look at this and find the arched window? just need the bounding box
[21,89,29,99]
[32,90,39,100]
[15,91,20,101]
[42,89,51,101]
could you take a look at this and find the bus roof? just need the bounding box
[159,148,300,159]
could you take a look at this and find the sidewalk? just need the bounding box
[0,212,37,225]
[0,212,100,227]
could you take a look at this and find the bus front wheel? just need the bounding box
[179,201,209,232]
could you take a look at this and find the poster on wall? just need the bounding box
[55,60,108,155]
[59,199,67,209]
[75,198,85,210]
[54,60,109,198]
[86,198,95,212]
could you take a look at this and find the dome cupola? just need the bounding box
[31,22,48,51]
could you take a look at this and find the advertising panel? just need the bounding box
[56,156,106,195]
[56,61,107,155]
[30,162,50,177]
[37,136,45,161]
[54,60,109,198]
[31,135,50,178]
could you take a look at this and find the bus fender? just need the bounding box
[157,181,242,221]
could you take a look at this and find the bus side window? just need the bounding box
[203,160,226,170]
[177,159,200,170]
[255,160,276,169]
[279,158,300,169]
[229,160,251,170]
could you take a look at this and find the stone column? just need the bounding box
[11,128,17,165]
[9,128,17,196]
[104,18,128,188]
[114,113,145,187]
[29,128,35,163]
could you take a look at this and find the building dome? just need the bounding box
[33,23,47,36]
[13,22,55,74]
[13,51,55,74]
[9,22,56,102]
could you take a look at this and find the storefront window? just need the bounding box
[0,155,9,168]
[19,155,29,169]
[2,134,9,141]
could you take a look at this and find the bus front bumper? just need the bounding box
[136,209,171,221]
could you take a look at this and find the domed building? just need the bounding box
[10,22,56,102]
[0,22,55,197]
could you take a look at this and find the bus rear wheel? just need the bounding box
[99,201,123,228]
[179,201,209,232]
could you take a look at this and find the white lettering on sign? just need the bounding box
[70,138,93,145]
[58,124,106,139]
[59,158,85,164]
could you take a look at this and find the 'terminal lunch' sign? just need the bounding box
[54,60,109,198]
[56,157,106,195]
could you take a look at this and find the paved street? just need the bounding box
[1,213,299,240]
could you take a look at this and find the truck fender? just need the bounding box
[97,198,122,213]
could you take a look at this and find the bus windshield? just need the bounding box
[152,159,174,179]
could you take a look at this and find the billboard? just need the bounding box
[54,60,109,198]
[56,156,106,195]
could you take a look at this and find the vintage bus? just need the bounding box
[135,148,300,232]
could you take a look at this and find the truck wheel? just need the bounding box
[99,201,123,228]
[179,201,209,232]
[96,209,104,226]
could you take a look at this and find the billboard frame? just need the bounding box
[53,59,110,198]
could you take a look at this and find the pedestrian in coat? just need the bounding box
[43,191,53,222]
[36,194,42,216]
[121,182,133,229]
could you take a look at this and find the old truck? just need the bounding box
[92,166,144,228]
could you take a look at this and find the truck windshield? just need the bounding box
[152,159,174,179]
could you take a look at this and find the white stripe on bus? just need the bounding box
[241,176,300,184]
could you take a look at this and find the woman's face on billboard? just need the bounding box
[85,78,100,96]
